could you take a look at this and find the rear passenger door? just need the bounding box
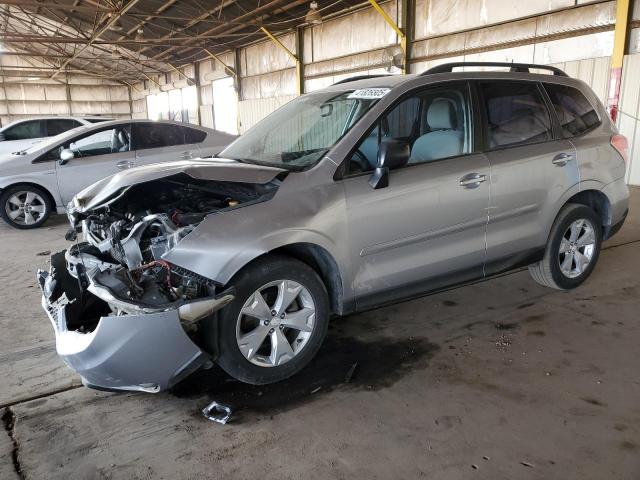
[132,123,199,165]
[481,81,579,274]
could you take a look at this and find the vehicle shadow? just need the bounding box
[171,319,440,416]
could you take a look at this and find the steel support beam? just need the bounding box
[608,0,631,121]
[368,0,407,73]
[49,0,142,80]
[203,47,236,76]
[260,26,302,95]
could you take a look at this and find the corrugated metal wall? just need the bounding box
[617,53,640,185]
[0,58,132,126]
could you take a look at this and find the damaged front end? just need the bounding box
[38,171,280,392]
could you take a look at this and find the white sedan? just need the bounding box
[0,119,237,228]
[0,116,113,156]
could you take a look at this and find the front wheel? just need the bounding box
[0,185,52,229]
[529,203,602,290]
[216,255,330,385]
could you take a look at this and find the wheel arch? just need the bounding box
[0,181,57,210]
[565,189,611,230]
[227,242,349,316]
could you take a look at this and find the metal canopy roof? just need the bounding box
[0,0,366,84]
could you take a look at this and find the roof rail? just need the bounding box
[421,62,568,77]
[332,74,392,85]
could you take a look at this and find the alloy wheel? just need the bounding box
[236,279,316,367]
[4,191,47,226]
[558,218,596,279]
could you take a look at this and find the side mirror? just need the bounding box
[369,139,410,189]
[59,149,75,165]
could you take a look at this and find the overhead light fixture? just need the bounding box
[135,27,144,40]
[27,77,41,81]
[305,1,322,25]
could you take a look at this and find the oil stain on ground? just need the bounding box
[171,333,439,417]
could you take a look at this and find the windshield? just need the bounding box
[220,90,381,170]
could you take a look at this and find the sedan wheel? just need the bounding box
[0,186,52,229]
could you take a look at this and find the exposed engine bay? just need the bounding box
[58,173,279,332]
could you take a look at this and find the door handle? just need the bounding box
[552,152,574,166]
[116,160,135,170]
[459,173,487,188]
[180,151,193,159]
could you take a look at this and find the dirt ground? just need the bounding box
[1,189,639,480]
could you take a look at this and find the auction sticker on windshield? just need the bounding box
[348,88,390,99]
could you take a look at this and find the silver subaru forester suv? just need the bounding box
[39,62,629,393]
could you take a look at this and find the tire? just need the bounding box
[0,185,52,229]
[528,203,602,290]
[216,255,330,385]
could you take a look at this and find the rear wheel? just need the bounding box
[529,203,602,290]
[0,185,52,229]
[216,256,330,385]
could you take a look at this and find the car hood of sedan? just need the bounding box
[73,158,287,212]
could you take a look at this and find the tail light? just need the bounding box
[611,134,629,164]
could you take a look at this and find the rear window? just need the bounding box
[133,123,185,149]
[184,127,207,144]
[46,118,81,136]
[480,82,552,149]
[544,83,600,137]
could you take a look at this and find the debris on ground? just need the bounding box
[345,362,358,383]
[520,461,534,468]
[495,333,512,352]
[36,250,51,256]
[202,401,232,424]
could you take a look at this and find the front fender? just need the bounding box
[0,172,63,208]
[163,159,353,301]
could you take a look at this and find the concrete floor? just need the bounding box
[1,188,639,480]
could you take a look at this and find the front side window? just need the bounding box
[2,120,44,141]
[221,90,383,170]
[544,83,600,137]
[46,119,81,136]
[481,82,552,149]
[349,85,472,174]
[133,123,184,149]
[46,126,131,160]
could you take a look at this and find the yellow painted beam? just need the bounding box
[202,48,236,76]
[260,26,303,95]
[369,0,407,73]
[607,0,631,120]
[368,0,404,39]
[167,63,194,84]
[260,26,297,60]
[612,0,630,69]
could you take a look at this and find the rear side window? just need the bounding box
[544,83,600,137]
[46,119,81,136]
[481,82,552,149]
[183,127,207,144]
[133,123,185,149]
[2,120,44,141]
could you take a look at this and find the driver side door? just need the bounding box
[54,124,133,203]
[342,82,491,309]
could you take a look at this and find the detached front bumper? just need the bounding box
[37,251,228,393]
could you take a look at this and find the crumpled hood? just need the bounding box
[73,158,286,212]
